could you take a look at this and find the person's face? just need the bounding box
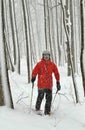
[43,54,50,61]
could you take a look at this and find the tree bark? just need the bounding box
[9,0,16,65]
[80,0,85,96]
[0,0,14,108]
[60,0,79,103]
[21,0,30,83]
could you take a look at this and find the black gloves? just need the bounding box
[56,81,61,91]
[31,77,36,83]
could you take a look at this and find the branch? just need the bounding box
[16,95,29,103]
[37,2,61,9]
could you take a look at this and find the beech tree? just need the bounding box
[80,0,85,96]
[0,0,14,108]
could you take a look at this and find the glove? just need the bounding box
[56,81,61,91]
[31,77,36,83]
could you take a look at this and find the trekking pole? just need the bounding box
[51,90,58,108]
[29,82,34,113]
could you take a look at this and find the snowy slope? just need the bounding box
[0,59,85,130]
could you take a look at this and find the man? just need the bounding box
[31,50,61,115]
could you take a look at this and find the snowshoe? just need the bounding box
[31,109,43,116]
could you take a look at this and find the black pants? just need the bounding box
[35,88,52,114]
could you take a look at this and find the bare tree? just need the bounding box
[0,64,4,106]
[4,0,14,71]
[21,0,31,83]
[80,0,85,96]
[9,0,16,65]
[43,0,47,49]
[55,0,61,64]
[48,0,57,64]
[60,0,79,103]
[27,0,37,64]
[0,0,14,108]
[12,0,21,74]
[4,32,15,71]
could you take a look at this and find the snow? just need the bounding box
[0,58,85,130]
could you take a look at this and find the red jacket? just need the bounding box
[32,59,60,89]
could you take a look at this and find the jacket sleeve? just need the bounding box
[32,63,39,78]
[52,63,60,81]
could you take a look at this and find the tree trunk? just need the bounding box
[43,0,47,49]
[55,0,61,64]
[80,0,85,96]
[0,65,4,106]
[64,0,72,75]
[9,0,16,65]
[0,0,14,108]
[60,0,79,103]
[21,0,30,83]
[12,0,20,74]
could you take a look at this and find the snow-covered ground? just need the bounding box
[0,58,85,130]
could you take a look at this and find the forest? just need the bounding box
[0,0,85,108]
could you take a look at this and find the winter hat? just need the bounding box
[42,50,50,56]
